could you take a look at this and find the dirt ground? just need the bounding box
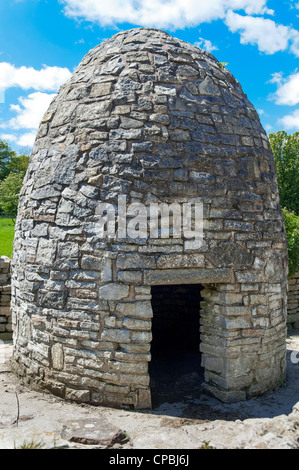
[0,330,298,450]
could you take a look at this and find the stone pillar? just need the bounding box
[0,256,12,338]
[200,279,287,403]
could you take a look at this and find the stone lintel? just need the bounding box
[144,268,232,285]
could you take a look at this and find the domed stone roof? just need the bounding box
[11,28,288,408]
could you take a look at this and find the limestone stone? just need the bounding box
[115,301,153,319]
[98,283,129,300]
[51,343,64,370]
[101,328,131,343]
[122,317,151,330]
[144,268,232,285]
[0,258,12,337]
[61,418,129,446]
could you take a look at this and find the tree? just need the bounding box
[0,139,30,216]
[8,154,30,177]
[269,131,299,278]
[0,172,24,216]
[269,131,299,215]
[0,139,16,181]
[282,208,299,278]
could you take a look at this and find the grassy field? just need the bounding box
[0,218,15,258]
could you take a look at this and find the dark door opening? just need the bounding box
[149,284,204,407]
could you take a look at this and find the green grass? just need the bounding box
[0,217,15,258]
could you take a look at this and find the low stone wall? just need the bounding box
[287,272,299,329]
[0,256,12,338]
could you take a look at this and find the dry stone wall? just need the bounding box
[0,257,12,337]
[11,28,288,408]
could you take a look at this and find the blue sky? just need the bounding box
[0,0,298,152]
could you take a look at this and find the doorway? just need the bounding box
[149,284,204,407]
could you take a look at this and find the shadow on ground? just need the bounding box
[139,330,299,422]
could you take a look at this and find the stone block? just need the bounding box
[115,301,153,319]
[122,317,151,330]
[144,268,232,285]
[65,388,90,403]
[36,239,57,265]
[101,328,131,343]
[90,82,113,98]
[156,253,204,269]
[99,283,129,300]
[206,242,253,268]
[51,343,64,370]
[117,270,143,283]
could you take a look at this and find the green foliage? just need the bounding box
[0,139,29,181]
[269,131,299,216]
[0,139,16,181]
[268,132,299,277]
[0,172,24,215]
[15,439,44,449]
[0,218,15,257]
[199,440,216,449]
[0,139,30,217]
[282,208,299,278]
[8,154,30,177]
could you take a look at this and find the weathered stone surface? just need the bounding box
[0,257,12,337]
[61,418,129,446]
[206,242,253,268]
[99,283,129,300]
[144,268,232,285]
[101,328,131,343]
[51,343,64,370]
[11,27,288,410]
[157,254,204,269]
[115,301,153,319]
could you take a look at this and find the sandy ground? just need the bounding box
[0,330,298,450]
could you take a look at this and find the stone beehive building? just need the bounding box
[11,28,288,408]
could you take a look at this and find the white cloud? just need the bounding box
[6,92,56,130]
[17,131,37,147]
[194,37,218,53]
[0,62,70,149]
[224,10,297,55]
[60,1,299,56]
[1,92,55,147]
[61,0,273,29]
[290,31,299,56]
[0,133,18,143]
[0,91,55,149]
[0,63,71,92]
[271,72,299,106]
[0,130,37,148]
[0,63,70,149]
[268,71,284,84]
[279,109,299,129]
